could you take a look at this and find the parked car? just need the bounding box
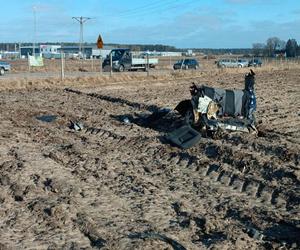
[102,49,158,72]
[248,58,262,67]
[238,59,249,67]
[0,61,11,75]
[217,59,248,68]
[173,59,199,70]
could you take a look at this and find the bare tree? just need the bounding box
[252,43,265,57]
[265,37,286,57]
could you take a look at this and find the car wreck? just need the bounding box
[167,70,257,148]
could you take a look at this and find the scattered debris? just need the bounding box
[245,227,264,241]
[123,117,131,124]
[145,107,172,124]
[166,125,202,149]
[128,232,187,250]
[69,121,84,131]
[36,115,57,123]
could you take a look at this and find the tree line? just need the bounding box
[1,39,299,57]
[252,37,299,58]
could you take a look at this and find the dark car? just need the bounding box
[173,58,199,70]
[248,58,262,67]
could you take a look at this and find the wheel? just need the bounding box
[0,68,4,76]
[185,109,194,125]
[118,64,125,72]
[195,65,199,70]
[238,64,242,68]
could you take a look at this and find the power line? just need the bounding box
[72,16,92,57]
[107,0,195,19]
[115,0,178,16]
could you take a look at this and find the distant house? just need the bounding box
[274,49,286,58]
[58,46,94,59]
[20,46,41,57]
[40,45,61,54]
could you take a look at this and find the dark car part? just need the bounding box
[174,71,257,136]
[166,125,202,149]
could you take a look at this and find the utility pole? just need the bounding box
[33,6,37,56]
[72,16,91,58]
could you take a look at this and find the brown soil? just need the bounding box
[0,66,299,249]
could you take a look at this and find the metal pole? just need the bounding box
[61,51,65,80]
[19,43,21,59]
[91,56,94,71]
[80,20,83,57]
[72,17,91,59]
[147,53,149,77]
[33,6,37,57]
[28,53,30,72]
[110,52,112,76]
[100,57,103,74]
[181,57,184,70]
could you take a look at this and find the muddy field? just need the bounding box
[0,66,299,249]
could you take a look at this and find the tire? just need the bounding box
[185,109,194,125]
[0,68,5,76]
[195,65,199,70]
[238,64,242,68]
[118,64,125,72]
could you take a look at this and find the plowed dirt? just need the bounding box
[0,67,299,249]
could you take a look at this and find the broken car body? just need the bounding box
[174,70,257,138]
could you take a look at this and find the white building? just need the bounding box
[40,45,61,54]
[92,49,111,58]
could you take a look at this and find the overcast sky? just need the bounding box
[0,0,299,48]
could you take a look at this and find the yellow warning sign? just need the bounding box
[97,35,104,49]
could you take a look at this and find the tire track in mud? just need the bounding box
[1,70,300,248]
[42,123,299,247]
[37,97,298,212]
[136,144,299,247]
[9,88,297,248]
[64,88,161,113]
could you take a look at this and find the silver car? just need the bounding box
[237,59,249,67]
[0,61,11,75]
[217,59,248,68]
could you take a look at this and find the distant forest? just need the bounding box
[1,37,299,57]
[0,42,253,55]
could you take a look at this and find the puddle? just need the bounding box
[36,115,57,123]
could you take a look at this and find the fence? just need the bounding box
[2,55,300,80]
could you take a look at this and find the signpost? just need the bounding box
[97,35,104,74]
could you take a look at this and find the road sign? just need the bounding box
[97,35,104,49]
